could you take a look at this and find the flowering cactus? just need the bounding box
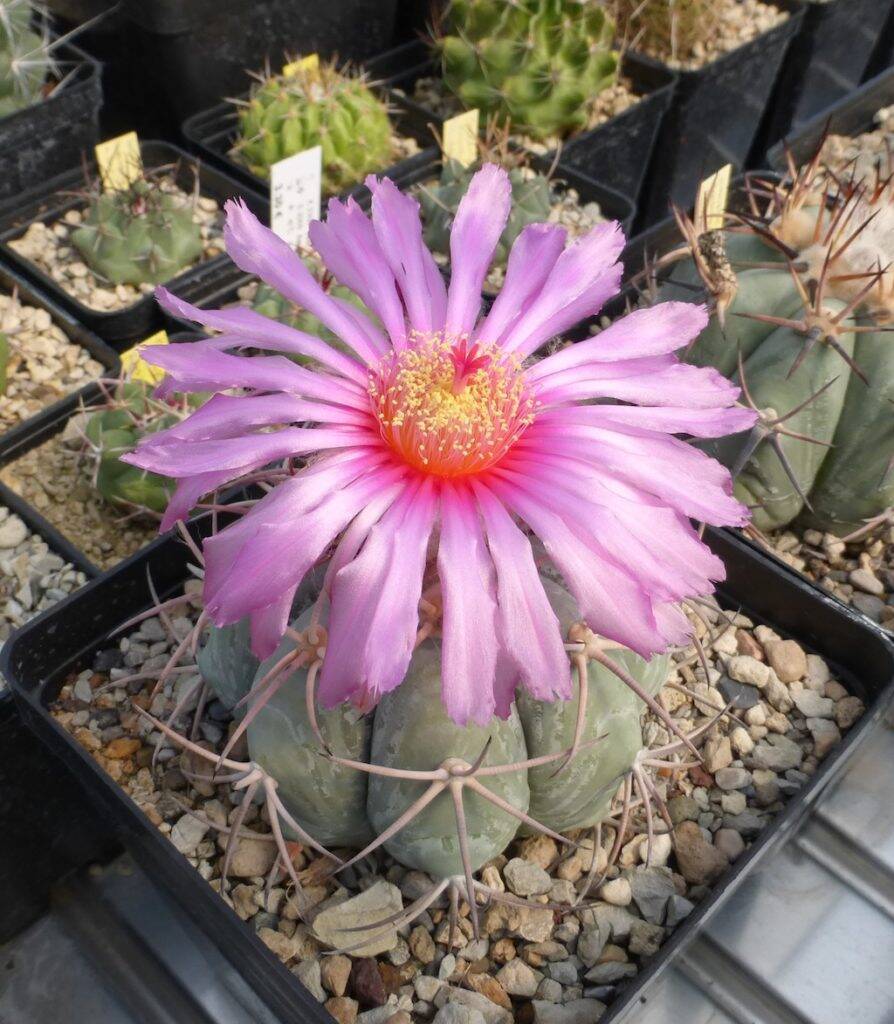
[128,166,753,928]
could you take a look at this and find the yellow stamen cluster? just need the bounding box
[369,332,537,477]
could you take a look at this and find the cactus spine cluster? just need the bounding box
[419,157,552,266]
[233,60,394,191]
[0,0,51,117]
[438,0,618,140]
[613,0,721,63]
[71,177,204,287]
[653,152,894,535]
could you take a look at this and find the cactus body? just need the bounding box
[234,62,393,191]
[658,184,894,536]
[0,1,49,117]
[420,159,552,266]
[201,577,668,878]
[614,0,720,63]
[71,179,203,287]
[438,0,618,140]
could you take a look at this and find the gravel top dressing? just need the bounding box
[50,590,864,1024]
[0,290,104,434]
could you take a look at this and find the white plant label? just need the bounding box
[270,145,323,249]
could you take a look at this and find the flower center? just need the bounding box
[369,332,537,477]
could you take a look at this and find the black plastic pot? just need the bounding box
[0,140,268,352]
[0,264,118,467]
[754,0,894,158]
[767,64,894,172]
[181,78,438,203]
[864,1,894,82]
[366,38,676,210]
[636,0,804,228]
[0,41,101,207]
[121,0,398,137]
[3,524,893,1022]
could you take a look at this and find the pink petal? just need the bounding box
[473,480,572,704]
[445,164,512,338]
[528,302,709,381]
[436,482,499,725]
[223,198,388,364]
[319,476,437,708]
[537,402,756,438]
[155,286,367,383]
[476,223,568,347]
[250,584,298,659]
[365,175,447,334]
[159,471,229,531]
[499,221,625,359]
[309,196,408,350]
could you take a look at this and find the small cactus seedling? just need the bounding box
[645,146,894,535]
[436,0,619,140]
[232,59,394,190]
[0,0,52,117]
[71,174,204,287]
[613,0,722,64]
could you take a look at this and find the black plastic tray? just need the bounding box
[755,0,894,154]
[0,263,118,466]
[767,64,894,171]
[3,522,893,1024]
[0,41,102,207]
[366,38,676,210]
[636,0,804,227]
[0,140,268,351]
[181,77,438,204]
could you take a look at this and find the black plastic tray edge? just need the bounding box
[766,63,894,171]
[3,523,893,1024]
[180,77,441,203]
[366,39,678,206]
[0,140,269,349]
[0,262,119,464]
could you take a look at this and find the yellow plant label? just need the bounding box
[120,330,169,386]
[443,108,480,168]
[696,164,732,233]
[95,131,143,192]
[283,53,320,78]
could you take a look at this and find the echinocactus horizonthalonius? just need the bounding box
[71,175,204,287]
[436,0,619,140]
[232,59,394,190]
[0,0,52,117]
[648,146,894,535]
[123,166,754,930]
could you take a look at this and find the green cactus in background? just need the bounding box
[233,60,394,191]
[437,0,619,140]
[652,160,894,536]
[0,332,8,394]
[0,0,51,117]
[71,178,204,287]
[419,157,553,266]
[83,381,204,513]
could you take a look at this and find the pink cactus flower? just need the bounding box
[123,165,755,725]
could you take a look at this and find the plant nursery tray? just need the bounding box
[0,140,268,351]
[180,78,438,202]
[3,524,893,1024]
[767,63,894,171]
[0,263,118,466]
[366,39,677,211]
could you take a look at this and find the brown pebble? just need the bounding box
[409,924,436,965]
[349,957,386,1008]
[377,962,403,998]
[736,629,764,660]
[466,973,512,1009]
[325,996,359,1024]
[674,821,729,885]
[491,937,517,964]
[104,737,141,759]
[321,954,352,997]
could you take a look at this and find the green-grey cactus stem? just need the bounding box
[651,162,894,537]
[0,1,52,117]
[437,0,618,140]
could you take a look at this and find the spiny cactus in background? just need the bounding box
[82,381,202,513]
[613,0,721,62]
[71,177,203,287]
[0,0,52,117]
[651,149,894,536]
[233,60,394,190]
[419,157,552,266]
[0,332,8,394]
[437,0,618,139]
